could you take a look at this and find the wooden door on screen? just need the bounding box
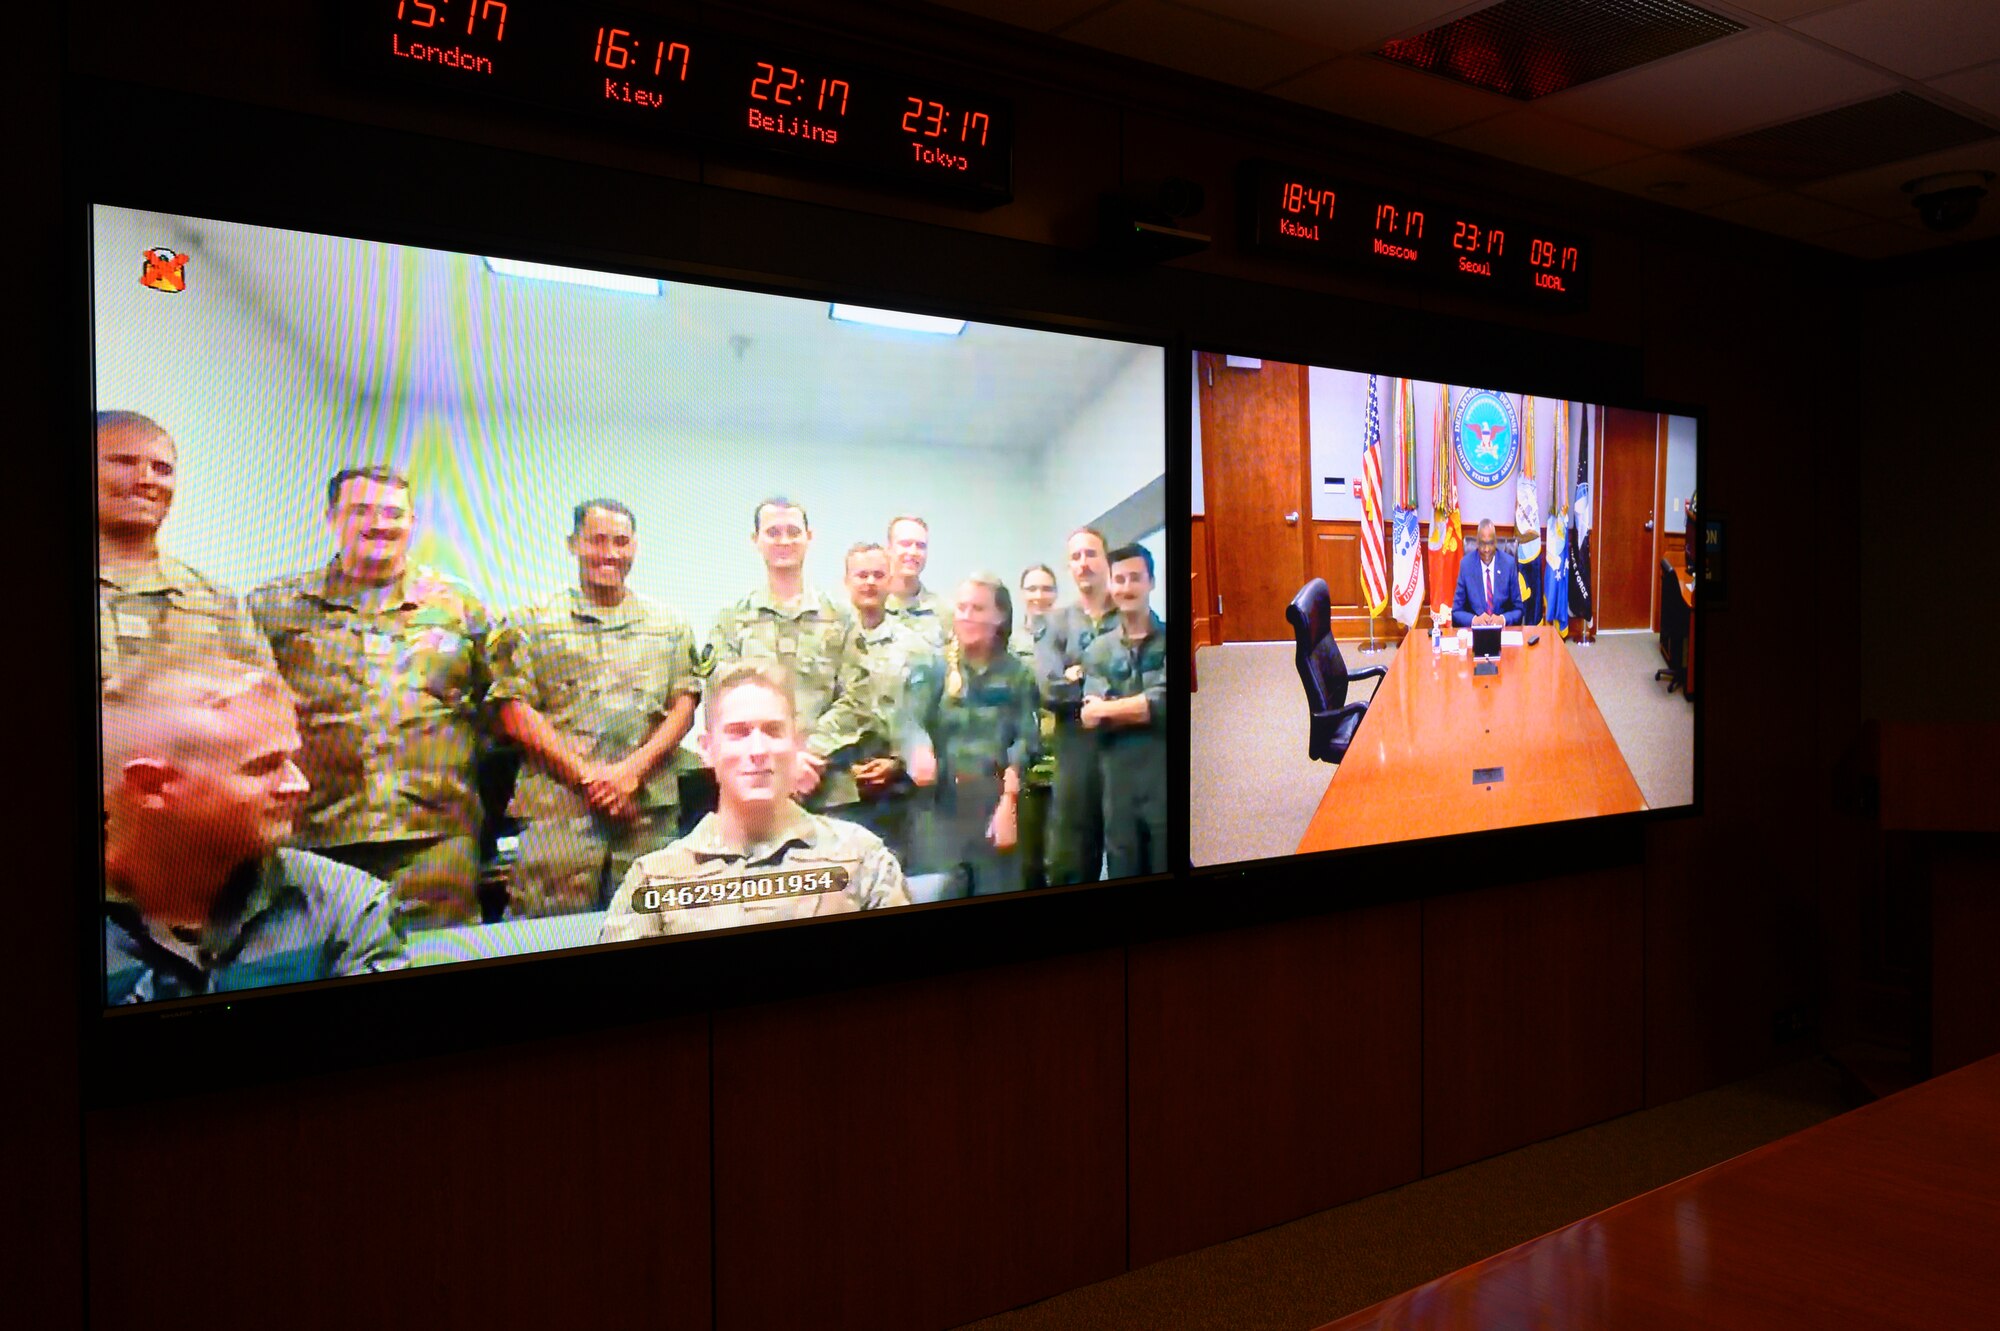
[1597,408,1663,631]
[1197,354,1311,643]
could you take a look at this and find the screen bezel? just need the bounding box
[1183,335,1704,881]
[71,77,1698,1107]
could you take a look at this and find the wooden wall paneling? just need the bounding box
[711,951,1126,1331]
[1127,905,1423,1267]
[1423,869,1646,1174]
[1929,838,2000,1074]
[85,1018,714,1331]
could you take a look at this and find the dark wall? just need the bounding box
[20,3,1984,1329]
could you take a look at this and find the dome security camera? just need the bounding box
[1902,171,1995,233]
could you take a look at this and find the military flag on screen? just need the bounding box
[1390,378,1424,628]
[1569,404,1595,626]
[1544,400,1572,633]
[1514,396,1544,626]
[1359,376,1389,618]
[1427,383,1461,617]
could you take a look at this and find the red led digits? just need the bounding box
[391,0,502,72]
[360,7,1013,199]
[747,59,840,143]
[901,96,990,170]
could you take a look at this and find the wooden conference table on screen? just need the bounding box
[1296,629,1643,854]
[1318,1052,2000,1330]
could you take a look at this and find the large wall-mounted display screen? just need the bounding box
[93,205,1167,1007]
[1189,353,1694,869]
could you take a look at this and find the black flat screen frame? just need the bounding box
[69,77,1699,1107]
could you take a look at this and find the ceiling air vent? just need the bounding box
[1378,0,1743,101]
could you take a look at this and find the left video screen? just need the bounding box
[93,205,1169,1007]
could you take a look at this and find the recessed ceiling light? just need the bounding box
[829,304,967,335]
[483,256,661,295]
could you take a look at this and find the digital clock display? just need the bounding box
[1244,162,1590,309]
[352,2,1012,202]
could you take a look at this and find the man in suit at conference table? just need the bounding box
[1452,519,1523,627]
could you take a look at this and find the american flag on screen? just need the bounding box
[1360,376,1389,618]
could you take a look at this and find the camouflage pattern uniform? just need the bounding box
[487,588,701,918]
[885,583,951,652]
[1008,618,1056,892]
[599,805,910,941]
[99,554,274,687]
[808,613,936,865]
[1036,600,1121,887]
[1082,611,1169,878]
[900,645,1041,897]
[249,562,490,928]
[708,585,866,807]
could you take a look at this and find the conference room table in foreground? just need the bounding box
[1318,1052,2000,1330]
[1298,630,1644,854]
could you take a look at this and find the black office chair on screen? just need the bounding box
[1655,558,1689,695]
[1287,578,1387,764]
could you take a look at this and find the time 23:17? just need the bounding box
[902,98,990,145]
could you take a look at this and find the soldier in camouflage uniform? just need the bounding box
[1081,545,1169,878]
[249,467,490,928]
[96,411,274,688]
[601,664,910,942]
[806,543,936,867]
[489,500,701,918]
[901,575,1041,898]
[1009,564,1060,891]
[1037,528,1120,887]
[708,497,866,806]
[883,514,951,650]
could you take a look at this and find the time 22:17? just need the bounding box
[902,98,989,145]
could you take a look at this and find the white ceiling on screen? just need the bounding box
[173,217,1145,455]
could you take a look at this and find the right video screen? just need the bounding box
[1190,352,1697,869]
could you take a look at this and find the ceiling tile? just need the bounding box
[1791,0,2000,82]
[1579,152,1770,208]
[1174,0,1481,55]
[1060,0,1336,89]
[924,0,1111,31]
[1713,0,1851,20]
[1537,29,1897,148]
[1808,219,1952,257]
[1268,55,1522,135]
[1436,108,1656,175]
[1929,61,2000,119]
[1702,189,1875,236]
[1794,137,2000,220]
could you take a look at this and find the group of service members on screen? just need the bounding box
[96,411,1168,1003]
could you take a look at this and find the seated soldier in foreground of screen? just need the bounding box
[1081,544,1167,878]
[599,664,910,942]
[102,657,410,1004]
